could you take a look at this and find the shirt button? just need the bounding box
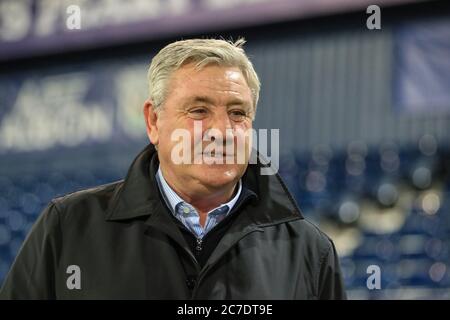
[183,207,190,214]
[186,276,197,290]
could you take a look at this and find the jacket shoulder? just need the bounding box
[289,218,335,257]
[286,218,345,299]
[50,180,123,219]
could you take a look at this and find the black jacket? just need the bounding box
[0,144,346,299]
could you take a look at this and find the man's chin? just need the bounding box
[193,164,243,187]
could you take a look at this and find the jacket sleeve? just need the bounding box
[0,202,62,300]
[317,239,347,300]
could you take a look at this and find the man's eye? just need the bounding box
[188,108,208,119]
[191,109,207,114]
[229,110,247,120]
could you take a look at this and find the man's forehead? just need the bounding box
[170,65,252,102]
[174,64,245,83]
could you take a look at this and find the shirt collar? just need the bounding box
[155,166,242,216]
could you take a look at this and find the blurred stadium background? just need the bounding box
[1,0,450,299]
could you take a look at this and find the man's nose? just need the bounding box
[206,109,234,142]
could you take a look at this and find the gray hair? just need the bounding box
[147,38,260,115]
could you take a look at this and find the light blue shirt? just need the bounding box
[155,167,242,239]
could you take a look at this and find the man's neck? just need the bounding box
[173,180,237,228]
[189,183,238,214]
[159,167,238,215]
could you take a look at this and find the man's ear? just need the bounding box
[143,99,160,147]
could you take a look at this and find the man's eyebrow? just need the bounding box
[185,96,251,108]
[188,96,216,105]
[226,98,249,107]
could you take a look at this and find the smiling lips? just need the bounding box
[202,152,233,157]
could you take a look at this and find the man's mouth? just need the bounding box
[202,152,233,157]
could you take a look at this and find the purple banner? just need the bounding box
[0,0,418,61]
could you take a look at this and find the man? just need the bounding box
[0,38,346,299]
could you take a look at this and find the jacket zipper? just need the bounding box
[191,227,264,299]
[195,238,203,257]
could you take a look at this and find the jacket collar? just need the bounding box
[106,144,303,225]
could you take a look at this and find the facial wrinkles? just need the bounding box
[196,80,247,104]
[162,67,253,139]
[179,67,250,105]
